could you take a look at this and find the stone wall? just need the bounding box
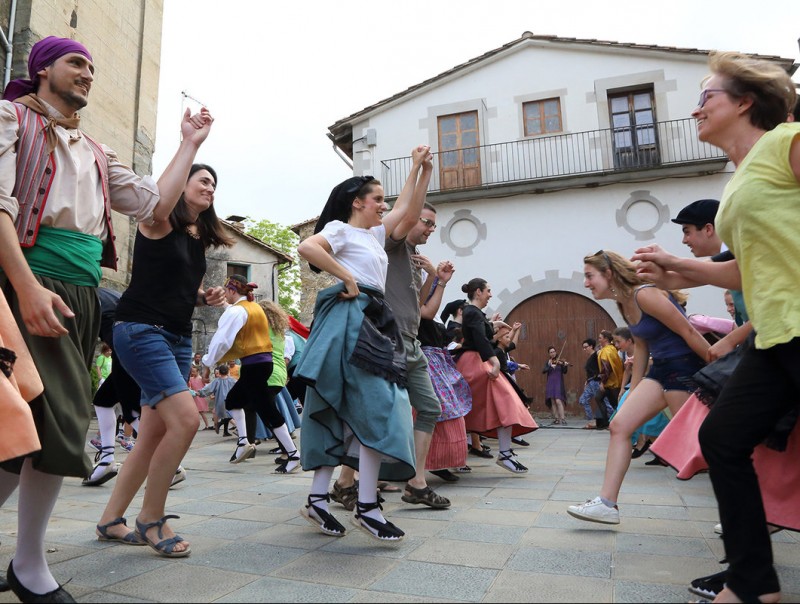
[293,219,335,326]
[0,0,164,293]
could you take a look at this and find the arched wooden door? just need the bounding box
[505,292,617,416]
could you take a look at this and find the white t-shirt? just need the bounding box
[283,332,296,362]
[318,220,388,292]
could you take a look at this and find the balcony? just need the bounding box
[379,118,727,199]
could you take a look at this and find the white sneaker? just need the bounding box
[714,523,723,535]
[170,466,187,488]
[567,496,620,524]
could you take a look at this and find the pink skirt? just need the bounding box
[650,393,800,531]
[193,396,209,412]
[456,351,538,438]
[426,416,467,470]
[425,417,467,470]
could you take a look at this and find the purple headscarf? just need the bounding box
[2,36,93,101]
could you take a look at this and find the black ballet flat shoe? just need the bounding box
[644,456,668,466]
[6,560,75,603]
[468,446,493,459]
[429,469,460,482]
[631,440,651,459]
[0,574,9,592]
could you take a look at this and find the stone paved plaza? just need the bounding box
[2,420,799,603]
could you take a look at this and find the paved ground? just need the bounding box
[2,418,799,603]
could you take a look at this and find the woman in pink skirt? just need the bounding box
[187,366,209,430]
[455,278,537,473]
[417,316,472,482]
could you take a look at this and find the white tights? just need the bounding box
[0,459,62,594]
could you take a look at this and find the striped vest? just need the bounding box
[219,300,273,364]
[12,104,117,269]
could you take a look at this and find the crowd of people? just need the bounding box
[0,36,797,604]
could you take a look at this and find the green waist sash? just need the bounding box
[23,225,103,287]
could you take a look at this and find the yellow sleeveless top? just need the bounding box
[715,122,800,349]
[219,300,272,363]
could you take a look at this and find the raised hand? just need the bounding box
[180,107,214,147]
[437,260,455,283]
[411,145,432,167]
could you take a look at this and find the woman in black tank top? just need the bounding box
[96,164,233,557]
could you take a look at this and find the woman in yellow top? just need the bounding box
[593,330,624,429]
[202,276,300,473]
[634,51,798,604]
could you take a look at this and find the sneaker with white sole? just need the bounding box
[714,523,723,535]
[567,496,620,524]
[119,438,135,453]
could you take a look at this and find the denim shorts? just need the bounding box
[645,353,705,392]
[113,321,192,407]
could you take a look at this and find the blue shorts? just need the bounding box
[113,321,192,407]
[645,353,705,392]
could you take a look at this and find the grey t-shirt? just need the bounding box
[384,235,423,338]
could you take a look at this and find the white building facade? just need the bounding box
[324,32,796,409]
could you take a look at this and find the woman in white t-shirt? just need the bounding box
[295,145,431,542]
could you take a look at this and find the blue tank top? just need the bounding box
[628,285,694,360]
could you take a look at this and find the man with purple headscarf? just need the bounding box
[0,36,214,602]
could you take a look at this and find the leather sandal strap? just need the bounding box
[97,516,127,534]
[138,514,181,540]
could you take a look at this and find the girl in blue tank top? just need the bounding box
[567,250,709,527]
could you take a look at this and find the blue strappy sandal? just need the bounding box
[134,515,191,557]
[96,517,145,545]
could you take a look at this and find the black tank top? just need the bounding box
[115,228,206,336]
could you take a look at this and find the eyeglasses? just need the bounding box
[419,217,437,230]
[697,88,729,108]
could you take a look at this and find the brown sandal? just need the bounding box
[401,483,451,509]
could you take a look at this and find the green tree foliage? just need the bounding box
[244,218,301,316]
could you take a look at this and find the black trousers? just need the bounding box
[698,337,800,600]
[225,361,286,443]
[92,350,141,424]
[593,386,619,427]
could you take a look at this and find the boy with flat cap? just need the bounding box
[671,198,721,258]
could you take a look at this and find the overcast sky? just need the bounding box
[152,0,799,228]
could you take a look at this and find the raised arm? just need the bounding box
[151,108,214,224]
[419,260,454,319]
[382,145,432,239]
